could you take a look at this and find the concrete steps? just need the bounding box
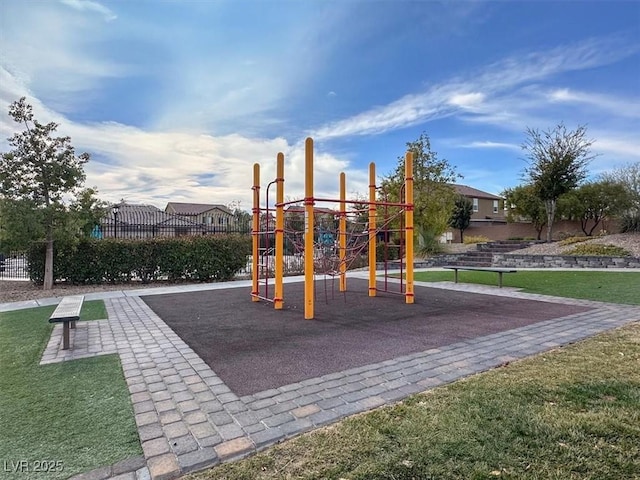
[453,240,537,266]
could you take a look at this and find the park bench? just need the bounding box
[48,296,84,350]
[443,266,517,288]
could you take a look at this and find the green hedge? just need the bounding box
[27,235,251,285]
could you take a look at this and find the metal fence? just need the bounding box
[0,251,29,280]
[0,210,370,282]
[0,250,308,282]
[100,207,252,240]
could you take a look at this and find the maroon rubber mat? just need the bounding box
[141,279,592,396]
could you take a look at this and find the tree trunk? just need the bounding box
[545,199,556,242]
[44,230,54,290]
[460,228,464,243]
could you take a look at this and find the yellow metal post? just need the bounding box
[304,137,315,319]
[252,163,260,302]
[275,153,284,309]
[405,152,415,304]
[368,162,377,297]
[339,172,347,292]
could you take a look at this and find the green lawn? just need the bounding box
[0,301,141,479]
[79,298,109,321]
[413,270,640,305]
[191,322,640,480]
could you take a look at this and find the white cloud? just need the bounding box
[312,35,640,139]
[1,2,130,112]
[460,141,520,151]
[28,120,370,210]
[592,134,640,160]
[548,88,640,118]
[448,92,485,109]
[59,0,117,21]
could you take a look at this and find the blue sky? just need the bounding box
[1,0,639,211]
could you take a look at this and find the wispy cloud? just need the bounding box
[1,2,129,113]
[460,141,520,151]
[313,35,640,139]
[59,0,117,21]
[448,93,485,110]
[547,88,640,118]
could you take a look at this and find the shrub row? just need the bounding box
[463,235,492,244]
[27,235,251,285]
[559,235,590,246]
[566,243,631,257]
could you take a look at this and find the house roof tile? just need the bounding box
[166,202,232,215]
[107,204,199,226]
[452,184,502,200]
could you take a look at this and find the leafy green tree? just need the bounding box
[0,97,89,289]
[522,123,594,241]
[571,181,633,236]
[68,187,109,238]
[448,195,473,243]
[0,198,46,251]
[555,190,582,221]
[600,161,640,213]
[227,200,253,233]
[502,184,547,240]
[600,162,640,233]
[381,132,460,254]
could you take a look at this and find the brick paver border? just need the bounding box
[38,279,640,480]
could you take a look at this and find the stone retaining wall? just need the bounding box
[493,254,640,269]
[380,254,640,270]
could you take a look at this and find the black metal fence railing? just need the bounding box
[0,211,372,282]
[99,207,252,240]
[0,251,29,280]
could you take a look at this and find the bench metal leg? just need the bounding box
[498,272,503,288]
[62,321,70,350]
[453,269,459,283]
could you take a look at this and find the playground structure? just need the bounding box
[251,137,414,320]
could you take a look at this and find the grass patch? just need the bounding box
[413,270,640,305]
[0,302,141,479]
[79,299,108,321]
[189,323,640,480]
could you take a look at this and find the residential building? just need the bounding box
[165,202,234,230]
[452,184,505,222]
[103,204,202,239]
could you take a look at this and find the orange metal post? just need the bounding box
[368,162,377,297]
[304,137,315,319]
[251,163,260,302]
[339,172,347,292]
[274,153,284,309]
[405,152,415,304]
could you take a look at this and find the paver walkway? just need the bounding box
[24,276,640,479]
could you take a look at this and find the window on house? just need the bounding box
[472,198,479,212]
[493,200,499,214]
